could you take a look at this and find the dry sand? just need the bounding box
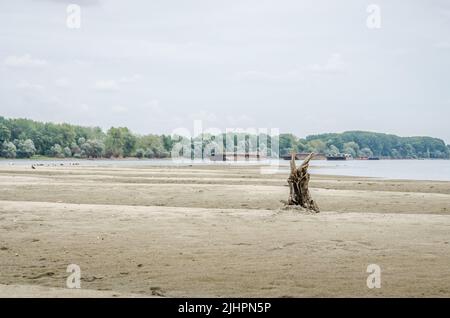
[0,163,449,297]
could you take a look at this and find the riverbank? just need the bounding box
[0,163,449,297]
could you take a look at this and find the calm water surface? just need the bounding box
[1,158,450,181]
[308,159,450,181]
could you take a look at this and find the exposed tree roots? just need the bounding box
[287,152,320,213]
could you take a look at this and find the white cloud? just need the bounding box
[111,105,128,113]
[4,54,48,67]
[435,41,450,49]
[234,70,273,81]
[16,80,44,91]
[309,53,346,74]
[93,80,120,91]
[439,9,450,19]
[119,74,143,84]
[234,68,303,82]
[55,77,71,88]
[225,114,254,127]
[140,99,164,116]
[93,75,142,91]
[188,110,218,123]
[73,59,92,67]
[1,1,450,142]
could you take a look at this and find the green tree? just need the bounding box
[279,134,297,155]
[359,147,373,158]
[89,139,105,158]
[327,145,340,156]
[63,146,72,158]
[307,140,327,153]
[105,127,135,157]
[81,139,104,158]
[296,139,308,152]
[16,139,36,158]
[161,134,174,152]
[123,130,137,156]
[136,134,168,158]
[0,124,11,143]
[1,141,17,158]
[50,144,63,158]
[135,148,145,159]
[343,141,359,158]
[70,142,81,157]
[144,148,155,158]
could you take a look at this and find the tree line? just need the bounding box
[279,131,450,159]
[0,116,172,159]
[0,116,449,159]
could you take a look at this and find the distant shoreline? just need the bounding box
[0,157,173,161]
[1,157,450,181]
[1,157,449,161]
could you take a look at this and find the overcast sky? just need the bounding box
[1,0,449,142]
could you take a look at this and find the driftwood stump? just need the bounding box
[287,152,319,212]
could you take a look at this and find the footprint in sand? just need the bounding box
[150,286,165,296]
[26,272,55,279]
[82,276,104,282]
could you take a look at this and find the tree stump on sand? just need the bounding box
[287,152,319,212]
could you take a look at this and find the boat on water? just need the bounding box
[326,155,347,161]
[358,156,381,160]
[281,153,327,160]
[209,152,266,161]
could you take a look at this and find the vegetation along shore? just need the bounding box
[1,116,449,160]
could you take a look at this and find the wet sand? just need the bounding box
[0,163,449,297]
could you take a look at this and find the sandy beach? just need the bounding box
[0,162,449,297]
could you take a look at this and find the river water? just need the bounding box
[308,159,450,181]
[1,158,450,181]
